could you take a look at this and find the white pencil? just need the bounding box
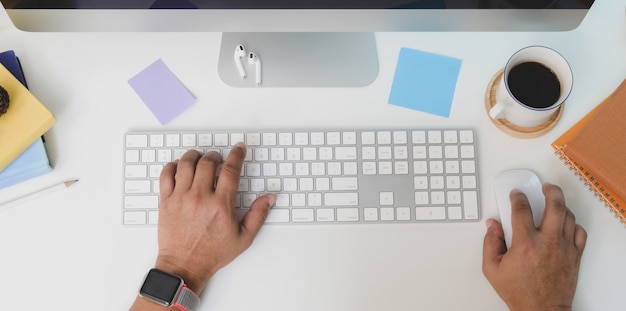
[0,179,78,209]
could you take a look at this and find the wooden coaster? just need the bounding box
[485,69,563,139]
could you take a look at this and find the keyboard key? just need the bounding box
[364,208,378,221]
[377,131,391,144]
[343,132,357,145]
[125,180,151,194]
[361,132,375,144]
[362,147,376,160]
[337,208,359,221]
[448,206,463,220]
[363,162,376,175]
[263,133,277,146]
[462,176,477,189]
[294,132,308,145]
[397,207,411,221]
[459,130,474,143]
[166,134,180,147]
[315,178,330,191]
[182,134,196,147]
[412,131,426,144]
[461,160,476,173]
[415,207,446,220]
[279,133,293,145]
[460,145,475,158]
[230,133,245,145]
[443,130,458,143]
[415,192,429,205]
[198,134,212,146]
[246,133,261,146]
[327,132,341,145]
[380,207,394,221]
[428,130,442,144]
[394,146,408,159]
[266,209,290,223]
[124,211,147,225]
[379,192,394,205]
[378,162,393,175]
[141,150,156,163]
[316,208,335,222]
[463,191,479,220]
[308,193,322,206]
[214,134,228,146]
[125,165,147,178]
[335,147,357,160]
[325,193,358,206]
[292,209,314,222]
[393,131,408,144]
[150,134,164,147]
[126,150,140,163]
[332,177,358,191]
[310,132,324,145]
[126,134,148,148]
[124,195,158,209]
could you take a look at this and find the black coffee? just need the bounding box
[507,62,561,109]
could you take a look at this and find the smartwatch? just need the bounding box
[139,268,200,311]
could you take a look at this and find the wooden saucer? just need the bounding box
[485,69,563,139]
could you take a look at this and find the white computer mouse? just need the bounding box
[494,169,546,249]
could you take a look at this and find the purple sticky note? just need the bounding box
[128,59,195,125]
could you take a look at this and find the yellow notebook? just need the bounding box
[0,64,56,172]
[552,78,626,224]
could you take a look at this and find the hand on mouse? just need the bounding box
[482,183,587,311]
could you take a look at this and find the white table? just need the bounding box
[0,1,625,310]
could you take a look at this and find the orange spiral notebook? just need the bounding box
[551,78,626,224]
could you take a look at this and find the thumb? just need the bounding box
[239,194,276,242]
[482,218,507,277]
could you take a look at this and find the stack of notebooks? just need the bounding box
[552,78,626,224]
[0,50,56,189]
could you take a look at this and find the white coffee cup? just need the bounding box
[489,46,573,128]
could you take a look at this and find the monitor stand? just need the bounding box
[218,32,379,87]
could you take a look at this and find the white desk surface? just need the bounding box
[0,1,625,310]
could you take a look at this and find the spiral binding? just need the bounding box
[555,147,626,225]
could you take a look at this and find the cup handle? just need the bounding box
[489,101,509,120]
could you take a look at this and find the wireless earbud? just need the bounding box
[248,52,262,86]
[234,44,247,79]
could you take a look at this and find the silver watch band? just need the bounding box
[174,286,200,311]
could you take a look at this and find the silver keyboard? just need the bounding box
[122,129,480,225]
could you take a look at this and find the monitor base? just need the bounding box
[218,32,379,87]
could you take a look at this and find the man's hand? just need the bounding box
[155,143,275,293]
[483,183,587,311]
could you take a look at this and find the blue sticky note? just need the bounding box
[388,48,462,118]
[128,59,196,125]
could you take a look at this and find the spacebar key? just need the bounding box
[265,209,290,223]
[324,193,359,206]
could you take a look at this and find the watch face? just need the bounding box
[140,268,183,306]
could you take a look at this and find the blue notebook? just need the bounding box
[0,50,52,189]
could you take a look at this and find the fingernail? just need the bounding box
[268,195,276,207]
[233,141,246,149]
[486,218,495,229]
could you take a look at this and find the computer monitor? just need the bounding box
[1,0,595,87]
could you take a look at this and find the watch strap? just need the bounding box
[173,284,200,311]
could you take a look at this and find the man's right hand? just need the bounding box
[482,183,587,311]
